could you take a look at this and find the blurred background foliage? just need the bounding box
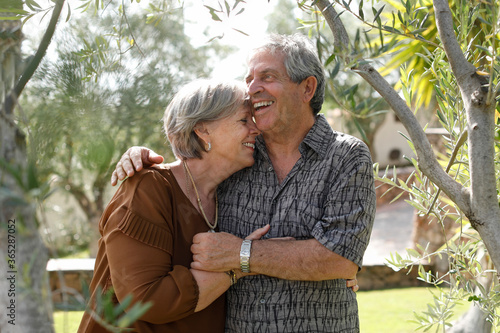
[20,0,400,258]
[21,2,231,256]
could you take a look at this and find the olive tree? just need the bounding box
[309,0,500,331]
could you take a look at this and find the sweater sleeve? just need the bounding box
[102,169,199,324]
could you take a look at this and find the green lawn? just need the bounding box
[53,310,84,333]
[358,287,468,332]
[54,287,468,333]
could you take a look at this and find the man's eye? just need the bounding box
[240,119,248,123]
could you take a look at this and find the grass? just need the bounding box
[53,287,469,333]
[53,310,84,333]
[358,287,468,333]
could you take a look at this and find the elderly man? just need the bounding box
[112,34,375,332]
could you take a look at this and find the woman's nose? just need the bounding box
[249,120,261,136]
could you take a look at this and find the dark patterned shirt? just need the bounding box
[218,115,376,333]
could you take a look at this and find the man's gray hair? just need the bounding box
[164,79,247,159]
[251,33,326,115]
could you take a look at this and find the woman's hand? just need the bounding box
[346,277,359,292]
[245,225,294,241]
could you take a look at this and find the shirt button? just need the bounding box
[260,299,266,304]
[268,167,273,172]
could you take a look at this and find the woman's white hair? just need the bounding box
[164,79,247,159]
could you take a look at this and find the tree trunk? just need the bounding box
[447,305,492,333]
[0,99,55,331]
[0,18,54,333]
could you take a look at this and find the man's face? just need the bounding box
[244,50,303,137]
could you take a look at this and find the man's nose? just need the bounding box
[247,79,263,97]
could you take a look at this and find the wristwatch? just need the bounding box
[240,240,252,273]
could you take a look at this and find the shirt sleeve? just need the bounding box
[311,141,376,269]
[102,169,199,324]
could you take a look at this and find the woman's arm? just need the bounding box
[106,213,271,321]
[190,269,238,312]
[106,228,199,324]
[190,224,270,311]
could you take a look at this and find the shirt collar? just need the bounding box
[255,114,335,161]
[300,114,334,160]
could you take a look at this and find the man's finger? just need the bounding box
[124,149,143,171]
[115,161,128,181]
[148,151,164,164]
[121,156,136,177]
[111,171,118,186]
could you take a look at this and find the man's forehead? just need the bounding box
[245,55,285,78]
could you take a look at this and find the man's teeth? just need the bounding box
[253,101,273,110]
[243,143,255,149]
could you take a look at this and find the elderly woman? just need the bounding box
[78,79,261,332]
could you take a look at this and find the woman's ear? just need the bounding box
[194,123,210,146]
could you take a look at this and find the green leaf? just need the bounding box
[373,4,385,25]
[390,191,404,203]
[232,0,245,10]
[475,44,492,56]
[409,28,427,35]
[0,16,24,20]
[113,294,133,317]
[116,302,153,328]
[358,0,364,20]
[232,28,248,36]
[66,3,71,22]
[382,25,402,34]
[325,54,336,68]
[25,0,42,11]
[406,248,421,258]
[204,5,222,22]
[352,117,369,143]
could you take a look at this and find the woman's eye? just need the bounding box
[240,119,248,123]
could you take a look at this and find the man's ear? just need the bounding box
[301,76,318,103]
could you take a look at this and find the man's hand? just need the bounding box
[111,146,164,185]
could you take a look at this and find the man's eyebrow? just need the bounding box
[261,68,278,75]
[245,68,279,81]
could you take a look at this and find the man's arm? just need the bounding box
[110,147,363,288]
[191,232,358,281]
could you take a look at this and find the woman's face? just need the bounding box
[204,102,260,171]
